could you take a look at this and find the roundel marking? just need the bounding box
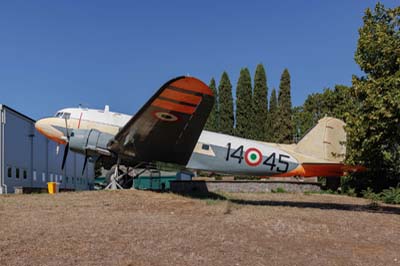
[244,148,263,166]
[153,111,179,122]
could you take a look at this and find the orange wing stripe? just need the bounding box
[160,89,202,105]
[152,99,196,114]
[171,77,213,96]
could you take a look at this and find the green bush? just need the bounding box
[271,187,286,193]
[380,186,400,204]
[361,187,380,201]
[344,187,357,197]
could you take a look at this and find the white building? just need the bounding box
[0,105,94,194]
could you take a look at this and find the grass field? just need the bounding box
[0,190,399,266]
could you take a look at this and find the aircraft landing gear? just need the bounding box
[104,160,157,190]
[105,158,125,190]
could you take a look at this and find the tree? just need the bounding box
[277,68,293,144]
[218,72,234,135]
[235,68,253,138]
[252,64,268,140]
[345,3,400,191]
[265,88,278,142]
[204,78,219,132]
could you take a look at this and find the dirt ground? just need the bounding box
[0,190,399,266]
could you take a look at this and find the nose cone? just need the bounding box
[35,118,67,144]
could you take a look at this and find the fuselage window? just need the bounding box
[202,144,210,150]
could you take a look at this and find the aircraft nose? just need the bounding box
[35,118,67,144]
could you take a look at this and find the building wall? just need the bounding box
[0,105,94,194]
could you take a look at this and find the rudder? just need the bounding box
[294,117,346,163]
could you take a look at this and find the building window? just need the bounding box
[23,169,27,179]
[60,175,63,183]
[202,144,210,150]
[55,174,58,182]
[16,168,20,179]
[33,171,37,181]
[42,172,46,182]
[7,166,12,178]
[50,174,53,182]
[66,177,69,183]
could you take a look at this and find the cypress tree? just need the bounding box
[218,72,234,135]
[235,68,252,138]
[265,88,278,142]
[252,64,268,141]
[204,78,219,132]
[277,68,293,144]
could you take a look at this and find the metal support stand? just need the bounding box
[104,161,160,190]
[105,158,124,190]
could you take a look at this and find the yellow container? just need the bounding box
[47,182,57,194]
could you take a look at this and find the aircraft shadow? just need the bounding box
[176,191,400,215]
[171,181,400,215]
[228,198,400,215]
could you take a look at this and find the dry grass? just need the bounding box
[0,190,399,266]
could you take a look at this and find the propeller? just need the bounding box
[61,117,70,170]
[82,151,88,175]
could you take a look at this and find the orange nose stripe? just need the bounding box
[36,126,67,145]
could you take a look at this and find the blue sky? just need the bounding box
[0,0,397,119]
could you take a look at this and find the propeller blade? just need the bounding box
[64,117,69,140]
[82,154,88,175]
[61,143,69,170]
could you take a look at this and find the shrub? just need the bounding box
[380,186,400,204]
[271,187,286,193]
[361,187,380,201]
[344,188,357,197]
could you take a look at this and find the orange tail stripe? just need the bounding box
[152,98,196,114]
[270,165,306,177]
[170,77,213,96]
[160,89,202,105]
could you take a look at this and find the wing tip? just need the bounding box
[171,76,214,97]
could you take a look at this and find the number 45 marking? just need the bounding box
[263,153,290,173]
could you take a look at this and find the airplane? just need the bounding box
[35,76,362,186]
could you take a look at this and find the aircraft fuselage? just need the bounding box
[35,106,303,177]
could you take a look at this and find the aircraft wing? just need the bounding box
[108,76,214,165]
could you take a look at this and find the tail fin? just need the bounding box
[294,117,346,162]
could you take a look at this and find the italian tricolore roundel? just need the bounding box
[153,111,179,122]
[244,148,262,166]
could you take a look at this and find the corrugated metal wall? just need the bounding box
[0,105,95,194]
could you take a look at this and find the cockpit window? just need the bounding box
[54,112,71,119]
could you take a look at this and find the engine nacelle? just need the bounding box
[69,129,114,157]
